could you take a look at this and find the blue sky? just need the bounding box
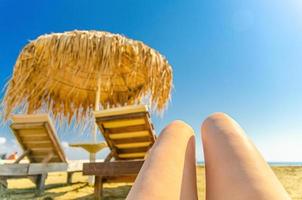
[1,0,302,161]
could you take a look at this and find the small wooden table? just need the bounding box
[69,142,107,184]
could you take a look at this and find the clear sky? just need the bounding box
[1,0,302,161]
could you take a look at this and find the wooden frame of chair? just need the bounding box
[0,114,71,192]
[83,105,156,200]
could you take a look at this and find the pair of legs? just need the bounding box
[127,113,290,200]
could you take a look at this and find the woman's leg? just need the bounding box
[201,113,290,200]
[127,121,198,200]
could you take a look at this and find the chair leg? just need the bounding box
[94,176,103,200]
[0,177,7,189]
[67,172,73,184]
[36,173,47,192]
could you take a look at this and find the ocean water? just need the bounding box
[197,161,302,166]
[268,162,302,166]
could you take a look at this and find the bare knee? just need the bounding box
[202,112,231,129]
[160,120,195,140]
[201,112,236,141]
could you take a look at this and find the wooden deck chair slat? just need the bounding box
[98,113,146,121]
[107,129,149,135]
[18,128,47,135]
[25,140,53,144]
[30,150,54,155]
[115,142,152,149]
[108,131,150,139]
[117,147,149,154]
[17,134,47,138]
[10,122,45,129]
[19,135,50,141]
[25,141,53,149]
[103,124,147,133]
[118,152,146,158]
[95,113,147,123]
[112,137,152,144]
[103,118,146,129]
[18,134,48,139]
[94,106,148,118]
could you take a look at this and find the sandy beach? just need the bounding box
[0,165,301,200]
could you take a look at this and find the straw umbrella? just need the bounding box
[2,30,172,126]
[1,30,173,175]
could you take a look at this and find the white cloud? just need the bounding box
[61,141,69,148]
[0,137,6,144]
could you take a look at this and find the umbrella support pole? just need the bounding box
[93,79,101,142]
[88,153,96,185]
[88,79,101,185]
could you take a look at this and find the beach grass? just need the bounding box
[0,166,301,200]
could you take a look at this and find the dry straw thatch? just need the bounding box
[1,30,173,124]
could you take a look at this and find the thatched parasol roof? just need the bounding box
[1,30,173,123]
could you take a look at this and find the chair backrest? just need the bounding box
[94,105,156,160]
[10,114,67,163]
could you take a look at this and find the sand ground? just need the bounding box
[0,166,301,200]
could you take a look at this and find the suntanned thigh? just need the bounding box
[127,120,198,200]
[201,113,290,200]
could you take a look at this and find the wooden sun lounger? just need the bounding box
[83,105,156,199]
[0,114,73,191]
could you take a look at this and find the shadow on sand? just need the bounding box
[0,182,132,200]
[77,185,132,200]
